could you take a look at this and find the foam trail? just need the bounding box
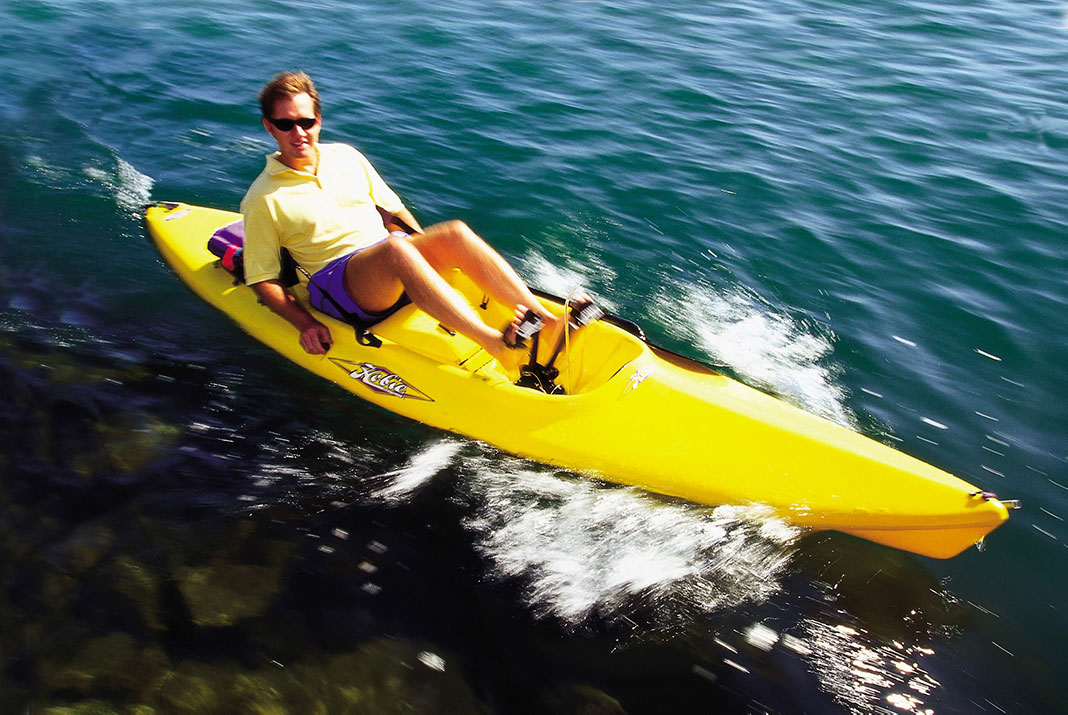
[459,453,797,626]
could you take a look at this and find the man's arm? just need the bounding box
[251,279,332,355]
[393,207,423,234]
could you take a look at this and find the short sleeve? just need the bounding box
[351,147,404,214]
[240,189,283,285]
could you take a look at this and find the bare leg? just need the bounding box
[410,221,569,355]
[341,225,547,366]
[407,221,554,323]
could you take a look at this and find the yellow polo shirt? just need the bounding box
[240,143,405,285]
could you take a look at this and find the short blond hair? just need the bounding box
[258,71,321,118]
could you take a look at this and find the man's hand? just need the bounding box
[251,279,333,355]
[299,322,333,355]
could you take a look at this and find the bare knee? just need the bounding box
[446,219,475,235]
[430,220,478,250]
[414,220,485,270]
[379,232,423,268]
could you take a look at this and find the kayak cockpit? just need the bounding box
[362,269,648,396]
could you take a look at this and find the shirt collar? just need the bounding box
[265,144,322,176]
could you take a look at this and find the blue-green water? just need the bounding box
[1,0,1065,712]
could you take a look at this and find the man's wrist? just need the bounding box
[293,313,323,332]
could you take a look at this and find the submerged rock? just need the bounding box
[166,519,294,629]
[541,683,627,714]
[70,411,183,478]
[157,637,485,714]
[108,554,166,632]
[38,701,159,715]
[174,562,282,628]
[47,522,116,574]
[290,638,485,713]
[37,631,170,700]
[157,664,225,713]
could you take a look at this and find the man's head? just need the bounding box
[259,71,321,118]
[259,71,322,171]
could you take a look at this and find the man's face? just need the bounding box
[263,92,321,170]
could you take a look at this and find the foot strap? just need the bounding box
[568,298,605,330]
[515,297,603,394]
[512,309,544,348]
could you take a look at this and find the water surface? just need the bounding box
[1,1,1065,712]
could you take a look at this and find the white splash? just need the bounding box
[114,157,154,213]
[460,454,798,625]
[518,231,618,312]
[796,618,942,714]
[84,156,154,214]
[521,251,619,310]
[651,282,855,428]
[371,439,465,502]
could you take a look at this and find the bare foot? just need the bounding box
[484,306,532,371]
[533,292,593,363]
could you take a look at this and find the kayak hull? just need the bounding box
[145,202,1009,559]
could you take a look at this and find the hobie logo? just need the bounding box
[623,365,655,397]
[329,359,433,402]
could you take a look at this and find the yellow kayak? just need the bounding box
[145,201,1011,558]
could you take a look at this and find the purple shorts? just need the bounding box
[306,233,411,326]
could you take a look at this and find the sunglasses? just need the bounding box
[267,116,318,131]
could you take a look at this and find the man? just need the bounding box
[241,71,558,366]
